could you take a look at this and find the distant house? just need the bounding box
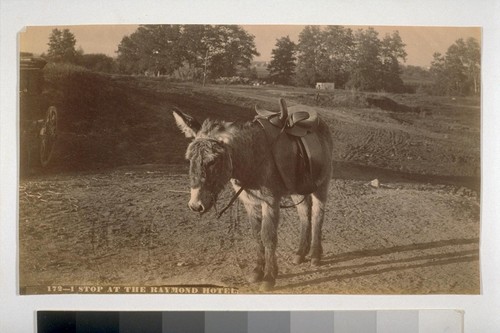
[316,82,335,90]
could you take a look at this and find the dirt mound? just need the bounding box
[366,95,421,113]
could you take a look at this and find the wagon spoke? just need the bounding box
[39,106,58,167]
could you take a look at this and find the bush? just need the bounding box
[215,76,251,85]
[76,53,117,73]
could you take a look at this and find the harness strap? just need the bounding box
[280,196,306,208]
[217,186,244,219]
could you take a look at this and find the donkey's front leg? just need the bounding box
[237,187,265,284]
[243,200,265,283]
[260,200,280,291]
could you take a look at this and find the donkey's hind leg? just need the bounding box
[291,194,312,264]
[310,183,329,266]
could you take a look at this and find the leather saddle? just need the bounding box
[254,99,324,195]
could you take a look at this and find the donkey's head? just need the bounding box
[173,109,233,214]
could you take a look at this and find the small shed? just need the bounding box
[315,82,335,90]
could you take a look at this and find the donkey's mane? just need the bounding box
[200,118,252,131]
[199,118,256,140]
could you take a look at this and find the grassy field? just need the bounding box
[35,65,480,183]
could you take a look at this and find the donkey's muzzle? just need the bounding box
[188,201,205,213]
[188,188,206,213]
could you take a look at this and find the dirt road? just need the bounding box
[19,165,479,294]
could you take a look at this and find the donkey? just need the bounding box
[173,99,333,291]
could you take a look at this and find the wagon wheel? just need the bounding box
[39,106,57,167]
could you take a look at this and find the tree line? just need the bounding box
[41,26,480,96]
[268,26,408,93]
[268,26,480,96]
[116,25,259,80]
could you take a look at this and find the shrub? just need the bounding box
[215,76,250,85]
[76,53,117,73]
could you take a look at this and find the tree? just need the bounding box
[47,28,77,63]
[203,25,259,79]
[296,26,323,86]
[429,37,481,96]
[379,31,407,92]
[443,39,468,95]
[429,52,449,95]
[177,25,211,80]
[445,37,481,95]
[347,28,383,91]
[117,25,183,75]
[267,36,297,85]
[463,37,481,95]
[319,26,355,88]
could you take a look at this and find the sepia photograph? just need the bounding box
[18,24,481,295]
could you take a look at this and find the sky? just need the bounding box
[19,24,481,68]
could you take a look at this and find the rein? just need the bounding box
[217,186,244,219]
[217,186,306,219]
[216,118,305,219]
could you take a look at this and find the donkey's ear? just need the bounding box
[172,108,201,138]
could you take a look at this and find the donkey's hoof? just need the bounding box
[293,255,305,265]
[248,269,264,283]
[259,280,275,292]
[311,258,321,266]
